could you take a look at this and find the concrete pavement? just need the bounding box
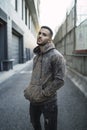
[0,62,87,130]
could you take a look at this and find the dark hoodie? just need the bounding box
[24,42,66,103]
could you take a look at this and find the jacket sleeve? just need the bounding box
[42,54,66,97]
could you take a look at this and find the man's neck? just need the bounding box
[39,45,45,53]
[39,42,50,53]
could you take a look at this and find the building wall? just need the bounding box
[0,0,40,71]
[76,20,87,50]
[54,2,87,76]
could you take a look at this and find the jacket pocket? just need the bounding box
[24,84,44,102]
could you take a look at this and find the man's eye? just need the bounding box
[38,32,47,37]
[43,33,47,36]
[38,32,41,35]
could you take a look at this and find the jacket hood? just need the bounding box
[33,42,55,54]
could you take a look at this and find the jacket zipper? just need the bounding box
[40,54,43,82]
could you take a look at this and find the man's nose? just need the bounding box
[39,34,42,37]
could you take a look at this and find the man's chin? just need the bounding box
[37,42,41,45]
[37,42,47,46]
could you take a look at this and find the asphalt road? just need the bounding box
[0,63,87,130]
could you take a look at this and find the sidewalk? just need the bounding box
[0,60,32,84]
[67,66,87,98]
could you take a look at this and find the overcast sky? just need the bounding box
[40,0,74,36]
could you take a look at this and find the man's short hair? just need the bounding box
[41,26,53,37]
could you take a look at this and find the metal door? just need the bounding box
[12,34,19,65]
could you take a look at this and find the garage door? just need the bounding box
[12,34,19,65]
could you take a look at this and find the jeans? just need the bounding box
[29,100,58,130]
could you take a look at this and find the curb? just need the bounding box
[67,66,87,98]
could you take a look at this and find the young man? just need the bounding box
[24,26,66,130]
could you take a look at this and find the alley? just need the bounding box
[0,63,87,130]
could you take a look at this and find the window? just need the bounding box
[22,0,23,19]
[25,6,27,25]
[28,11,30,29]
[15,0,18,11]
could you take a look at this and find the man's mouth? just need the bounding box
[37,38,42,42]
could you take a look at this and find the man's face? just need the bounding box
[37,28,52,46]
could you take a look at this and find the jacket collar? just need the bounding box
[33,42,55,55]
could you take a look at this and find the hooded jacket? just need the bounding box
[24,42,66,103]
